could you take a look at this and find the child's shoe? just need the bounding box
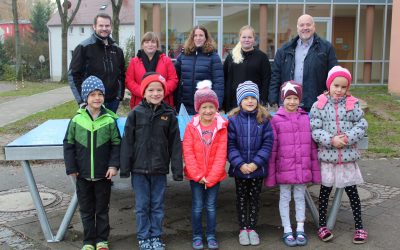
[151,237,165,250]
[248,230,260,246]
[282,232,297,247]
[353,229,368,244]
[318,226,333,242]
[296,231,308,246]
[192,237,204,250]
[96,241,109,250]
[81,245,95,250]
[138,239,152,250]
[207,237,219,249]
[238,230,250,245]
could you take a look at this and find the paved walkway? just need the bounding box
[0,159,399,249]
[0,85,74,127]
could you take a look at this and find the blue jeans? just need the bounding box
[132,174,167,240]
[104,99,120,113]
[190,181,220,240]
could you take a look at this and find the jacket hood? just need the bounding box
[191,113,228,130]
[77,106,118,120]
[275,106,307,118]
[93,33,116,46]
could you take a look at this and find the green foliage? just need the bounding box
[124,36,135,68]
[2,36,50,81]
[0,101,78,134]
[351,86,400,158]
[30,0,53,42]
[0,81,65,97]
[0,42,11,78]
[0,65,16,81]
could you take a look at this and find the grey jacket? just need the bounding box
[310,94,368,164]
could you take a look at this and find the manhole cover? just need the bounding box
[0,192,57,212]
[308,185,373,202]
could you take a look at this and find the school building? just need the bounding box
[134,0,400,94]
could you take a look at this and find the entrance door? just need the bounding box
[333,17,356,73]
[195,17,222,58]
[313,17,332,42]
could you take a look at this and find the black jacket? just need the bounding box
[223,48,271,111]
[269,34,337,110]
[120,100,183,180]
[68,34,125,104]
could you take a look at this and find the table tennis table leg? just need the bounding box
[327,188,344,230]
[21,160,55,242]
[305,188,319,227]
[54,176,78,241]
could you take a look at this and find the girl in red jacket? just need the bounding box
[183,80,228,250]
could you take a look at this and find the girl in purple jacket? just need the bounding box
[265,81,320,247]
[228,81,273,246]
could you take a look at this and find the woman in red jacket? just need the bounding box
[125,32,178,109]
[183,80,228,250]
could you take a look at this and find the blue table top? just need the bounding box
[6,116,189,147]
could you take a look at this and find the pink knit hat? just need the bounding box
[194,80,219,112]
[326,66,352,90]
[280,80,302,101]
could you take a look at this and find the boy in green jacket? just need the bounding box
[63,75,121,250]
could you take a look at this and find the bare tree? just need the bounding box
[11,0,22,81]
[55,0,82,82]
[110,0,123,45]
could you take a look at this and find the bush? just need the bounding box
[0,64,17,81]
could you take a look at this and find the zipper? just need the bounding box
[334,101,342,164]
[192,51,198,96]
[90,123,94,179]
[247,114,250,164]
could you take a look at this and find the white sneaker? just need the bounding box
[248,230,260,245]
[239,230,250,245]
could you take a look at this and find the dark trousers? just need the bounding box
[104,99,120,113]
[76,178,112,245]
[235,177,263,230]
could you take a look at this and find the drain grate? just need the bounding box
[0,184,72,224]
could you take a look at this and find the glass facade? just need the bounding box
[135,0,392,85]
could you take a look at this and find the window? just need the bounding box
[80,27,84,34]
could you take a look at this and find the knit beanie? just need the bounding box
[194,80,219,112]
[81,76,105,102]
[326,66,352,90]
[140,72,167,97]
[280,80,302,101]
[236,81,259,106]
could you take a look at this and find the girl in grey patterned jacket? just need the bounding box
[310,66,368,244]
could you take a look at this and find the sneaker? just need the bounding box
[318,226,333,242]
[238,230,250,245]
[138,239,152,250]
[81,245,95,250]
[248,230,260,246]
[353,229,367,244]
[207,237,219,250]
[151,237,165,250]
[296,231,308,246]
[282,232,297,247]
[192,237,204,250]
[96,241,109,250]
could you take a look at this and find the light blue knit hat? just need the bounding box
[236,81,259,106]
[81,76,105,102]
